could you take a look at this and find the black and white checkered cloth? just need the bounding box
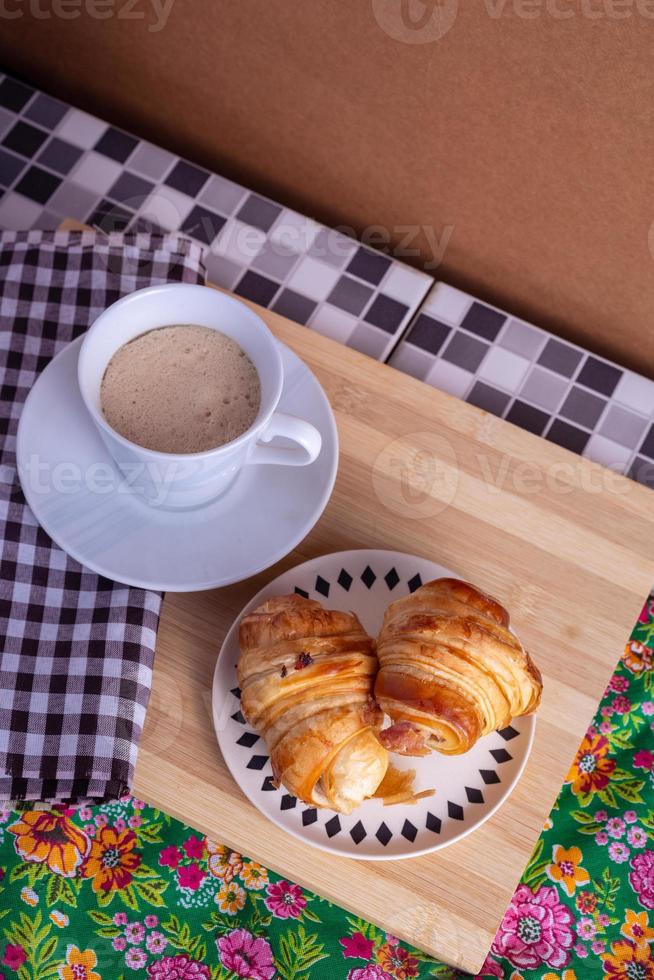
[0,230,206,803]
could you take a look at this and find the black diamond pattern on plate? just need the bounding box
[350,821,366,844]
[261,776,277,792]
[337,569,353,591]
[231,710,246,725]
[231,686,242,699]
[236,732,259,748]
[315,575,330,598]
[361,566,376,589]
[384,567,400,590]
[465,786,484,804]
[426,812,442,834]
[490,748,513,763]
[325,816,341,838]
[498,725,519,741]
[401,820,417,842]
[479,769,501,785]
[376,822,392,846]
[281,794,297,810]
[447,801,464,820]
[246,755,269,771]
[294,586,309,598]
[302,808,318,826]
[407,573,423,593]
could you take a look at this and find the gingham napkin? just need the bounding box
[0,230,206,803]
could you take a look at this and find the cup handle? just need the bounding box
[248,412,322,467]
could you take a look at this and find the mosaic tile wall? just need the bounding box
[390,283,654,487]
[0,73,432,362]
[0,69,652,490]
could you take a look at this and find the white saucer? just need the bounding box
[16,336,338,591]
[213,549,535,860]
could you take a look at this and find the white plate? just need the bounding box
[213,549,536,860]
[16,336,338,591]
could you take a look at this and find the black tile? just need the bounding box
[3,121,48,159]
[294,586,309,598]
[14,166,60,204]
[461,301,506,341]
[538,338,583,378]
[376,822,392,846]
[236,731,259,748]
[231,710,245,724]
[236,193,282,233]
[465,786,484,804]
[576,356,622,397]
[234,271,279,307]
[426,812,441,834]
[164,159,210,197]
[36,137,82,175]
[24,93,68,129]
[546,418,590,455]
[87,199,132,232]
[384,567,400,590]
[346,246,391,285]
[327,275,374,316]
[180,204,226,245]
[498,725,519,740]
[94,126,138,163]
[280,794,297,810]
[447,801,464,820]
[0,148,26,187]
[490,748,512,763]
[337,569,352,591]
[407,573,422,593]
[630,456,654,489]
[272,288,317,325]
[0,78,33,112]
[246,754,269,771]
[361,565,376,589]
[559,386,606,429]
[406,313,451,355]
[364,294,409,334]
[505,400,549,436]
[350,821,367,844]
[466,382,510,417]
[640,424,654,460]
[261,776,276,791]
[231,686,242,698]
[315,575,330,597]
[302,808,318,826]
[107,171,154,207]
[479,769,501,785]
[441,331,488,372]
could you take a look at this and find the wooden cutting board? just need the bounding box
[62,220,654,973]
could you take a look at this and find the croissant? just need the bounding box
[237,594,388,813]
[375,578,542,756]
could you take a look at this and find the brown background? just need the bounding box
[3,0,654,375]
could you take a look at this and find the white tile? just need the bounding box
[478,346,530,392]
[287,255,341,301]
[583,434,632,470]
[309,304,358,344]
[213,219,266,264]
[425,359,473,398]
[269,209,321,253]
[388,343,432,381]
[381,261,432,305]
[614,370,654,418]
[204,251,244,290]
[55,109,107,149]
[69,151,122,194]
[424,282,472,326]
[0,193,42,229]
[139,186,195,231]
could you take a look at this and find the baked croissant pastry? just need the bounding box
[375,578,542,756]
[237,594,388,813]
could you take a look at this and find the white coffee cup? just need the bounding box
[77,283,322,510]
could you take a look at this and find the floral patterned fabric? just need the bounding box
[0,595,653,980]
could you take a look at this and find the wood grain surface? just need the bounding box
[123,291,654,973]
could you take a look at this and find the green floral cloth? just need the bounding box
[1,596,654,980]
